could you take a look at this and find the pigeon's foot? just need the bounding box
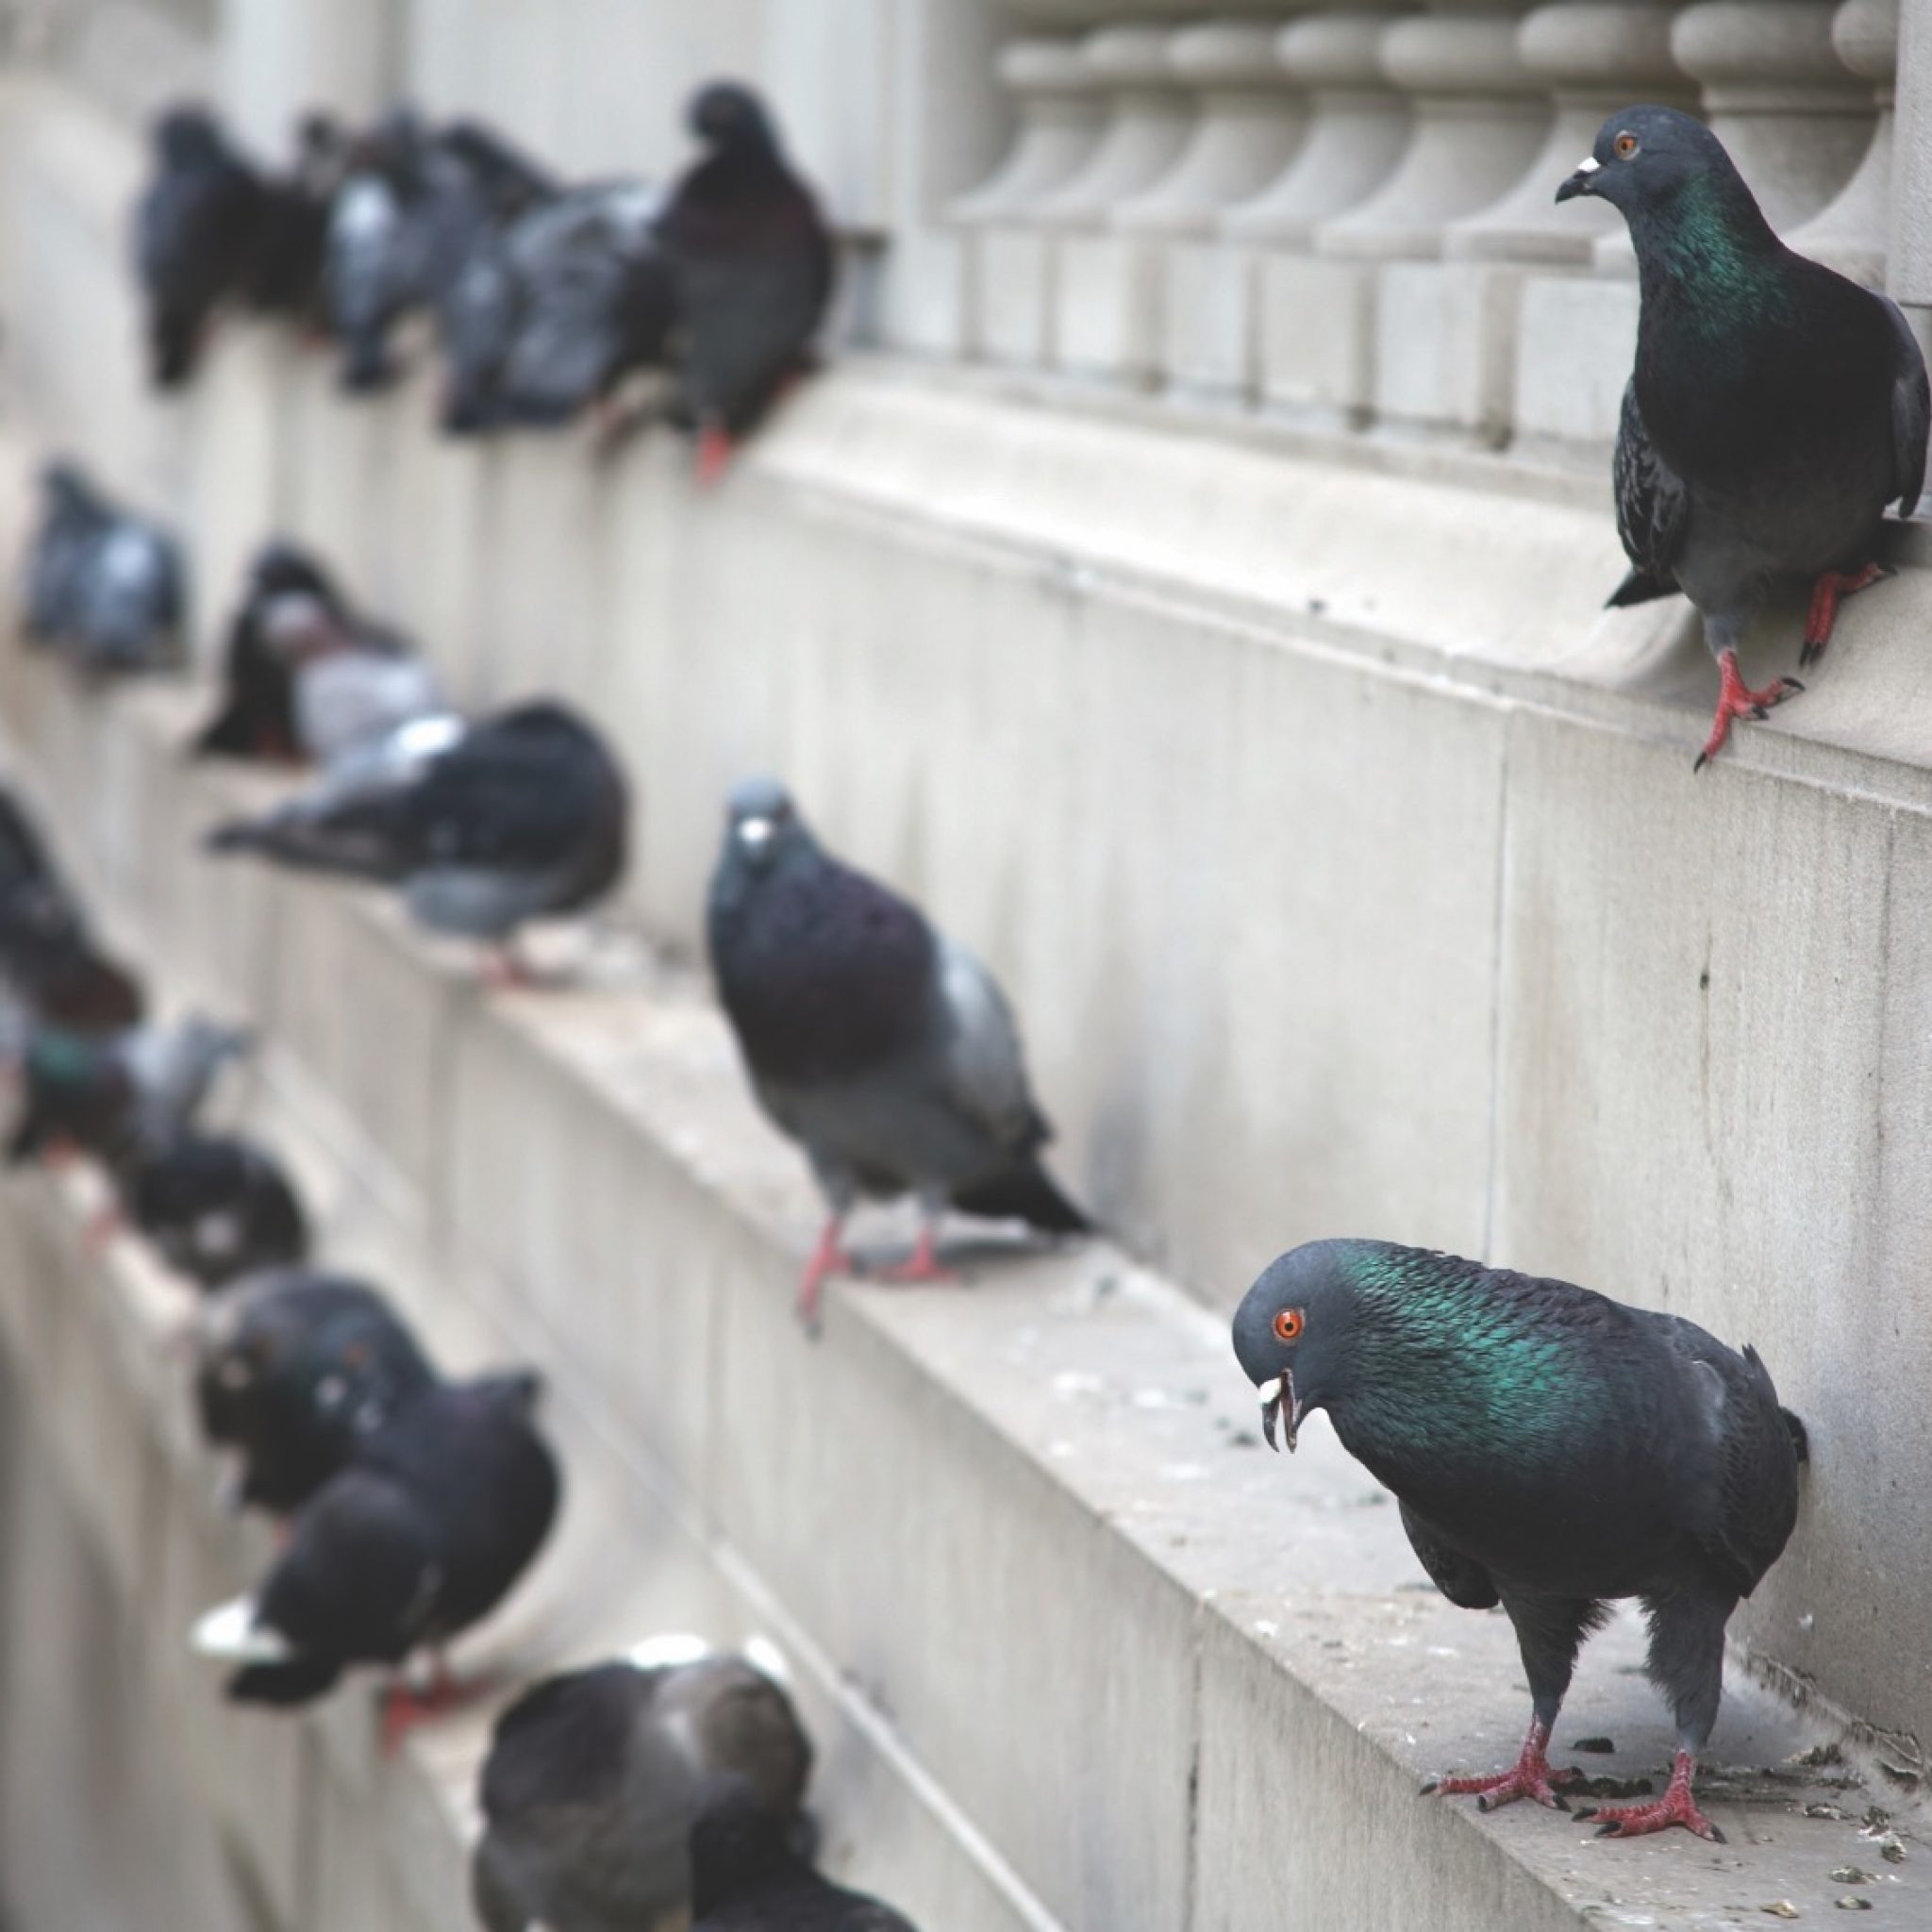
[82,1203,125,1256]
[874,1226,962,1288]
[378,1660,488,1757]
[796,1219,860,1332]
[1800,561,1890,670]
[477,942,542,991]
[696,424,736,489]
[1575,1750,1724,1842]
[1424,1720,1583,1813]
[1693,649,1801,773]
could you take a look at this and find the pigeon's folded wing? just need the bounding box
[1882,294,1930,516]
[1611,378,1688,591]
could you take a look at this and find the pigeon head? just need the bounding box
[258,591,343,663]
[690,81,777,156]
[1230,1240,1365,1454]
[1556,106,1757,224]
[247,541,337,607]
[156,106,227,168]
[721,776,812,879]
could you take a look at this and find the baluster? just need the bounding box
[1784,0,1898,285]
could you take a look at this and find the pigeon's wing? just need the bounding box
[1611,378,1688,591]
[1398,1500,1500,1609]
[1673,1334,1802,1600]
[930,937,1045,1156]
[1881,294,1930,516]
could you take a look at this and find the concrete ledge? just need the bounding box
[0,656,1924,1932]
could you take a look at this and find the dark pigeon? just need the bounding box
[194,1269,439,1517]
[473,1644,812,1932]
[1557,106,1930,769]
[205,702,630,975]
[122,1131,309,1290]
[22,461,186,675]
[192,1370,559,1742]
[707,777,1087,1327]
[690,1778,920,1932]
[134,105,266,387]
[442,179,676,435]
[193,541,343,760]
[240,111,351,328]
[1231,1239,1807,1842]
[656,82,834,482]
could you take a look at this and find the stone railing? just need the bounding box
[926,0,1912,451]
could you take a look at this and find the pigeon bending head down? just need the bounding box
[1556,105,1930,769]
[708,778,1088,1330]
[1233,1239,1807,1842]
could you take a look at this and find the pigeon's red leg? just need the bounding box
[82,1203,125,1255]
[874,1224,962,1288]
[1575,1750,1724,1842]
[796,1217,858,1329]
[695,424,735,488]
[477,942,538,991]
[1693,648,1801,773]
[1424,1719,1586,1813]
[378,1655,485,1757]
[1800,561,1890,670]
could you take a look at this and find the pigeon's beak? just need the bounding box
[1555,155,1600,204]
[736,816,774,851]
[1258,1369,1299,1454]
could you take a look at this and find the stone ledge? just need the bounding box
[0,658,1924,1932]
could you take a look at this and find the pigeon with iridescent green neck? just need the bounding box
[1557,106,1928,770]
[1231,1238,1807,1843]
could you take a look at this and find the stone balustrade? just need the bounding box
[931,0,1919,450]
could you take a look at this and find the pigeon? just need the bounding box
[690,1778,920,1932]
[21,461,186,675]
[6,1015,247,1169]
[240,111,351,329]
[121,1131,309,1290]
[194,1269,439,1517]
[254,587,442,763]
[442,178,676,435]
[1230,1239,1807,1842]
[1557,106,1930,769]
[192,1369,559,1742]
[707,778,1087,1326]
[0,783,144,1034]
[472,1643,812,1932]
[327,112,554,392]
[655,83,834,482]
[133,105,266,387]
[205,703,630,975]
[193,541,343,760]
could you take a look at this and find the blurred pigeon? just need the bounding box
[206,703,629,976]
[22,461,186,675]
[255,588,442,763]
[122,1131,308,1290]
[707,778,1087,1326]
[195,1269,438,1517]
[328,111,554,393]
[1557,106,1930,768]
[442,179,675,435]
[691,1778,919,1932]
[241,111,352,329]
[656,83,833,482]
[473,1645,811,1932]
[133,104,266,387]
[193,541,343,759]
[1231,1239,1807,1842]
[0,782,143,1034]
[192,1370,559,1742]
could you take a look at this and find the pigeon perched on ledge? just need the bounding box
[1231,1239,1807,1843]
[205,702,629,978]
[707,778,1088,1327]
[123,1131,309,1290]
[1557,105,1930,770]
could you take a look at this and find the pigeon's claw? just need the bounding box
[1693,649,1798,772]
[874,1226,961,1287]
[1575,1750,1723,1842]
[1424,1721,1582,1813]
[796,1218,860,1333]
[1799,561,1890,669]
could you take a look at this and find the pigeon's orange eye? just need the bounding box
[1273,1308,1305,1343]
[1614,132,1639,159]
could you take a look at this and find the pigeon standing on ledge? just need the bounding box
[707,778,1088,1327]
[122,1131,309,1290]
[1232,1239,1807,1842]
[1557,106,1929,769]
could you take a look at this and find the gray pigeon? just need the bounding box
[472,1640,812,1932]
[1557,106,1930,769]
[706,778,1087,1327]
[1232,1239,1807,1842]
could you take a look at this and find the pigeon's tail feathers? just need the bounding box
[149,312,198,389]
[951,1157,1090,1235]
[226,1656,343,1706]
[471,1367,544,1417]
[1606,567,1675,609]
[192,1593,290,1665]
[1782,1407,1810,1466]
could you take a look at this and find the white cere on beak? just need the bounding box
[1575,155,1600,175]
[738,817,775,849]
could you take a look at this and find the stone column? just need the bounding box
[1670,0,1873,230]
[1784,0,1899,285]
[218,0,394,154]
[1892,0,1932,314]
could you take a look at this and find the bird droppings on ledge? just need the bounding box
[1575,1736,1619,1754]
